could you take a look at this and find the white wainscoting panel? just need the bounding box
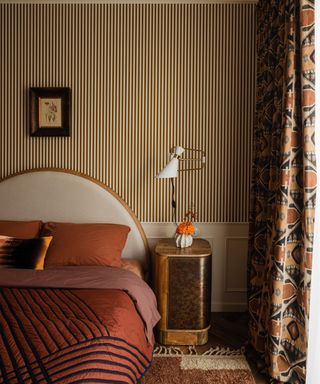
[225,237,248,293]
[142,222,249,311]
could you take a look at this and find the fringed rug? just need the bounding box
[141,346,255,384]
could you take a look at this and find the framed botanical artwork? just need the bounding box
[30,87,71,136]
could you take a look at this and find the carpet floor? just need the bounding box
[141,346,255,384]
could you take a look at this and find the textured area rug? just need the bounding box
[142,346,255,384]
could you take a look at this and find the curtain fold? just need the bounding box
[248,0,316,382]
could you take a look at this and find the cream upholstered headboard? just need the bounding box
[0,169,149,267]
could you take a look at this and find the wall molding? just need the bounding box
[142,222,249,237]
[224,236,248,293]
[0,1,258,4]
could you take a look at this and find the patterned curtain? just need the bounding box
[248,0,316,383]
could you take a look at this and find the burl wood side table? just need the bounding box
[154,238,212,345]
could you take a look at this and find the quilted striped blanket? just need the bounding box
[0,267,160,383]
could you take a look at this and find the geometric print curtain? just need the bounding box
[247,1,316,382]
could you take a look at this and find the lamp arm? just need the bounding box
[169,147,206,172]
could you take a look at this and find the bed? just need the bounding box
[0,170,160,384]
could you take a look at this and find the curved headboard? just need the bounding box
[0,169,149,267]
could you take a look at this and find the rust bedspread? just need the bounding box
[0,267,160,384]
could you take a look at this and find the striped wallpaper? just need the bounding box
[0,2,256,222]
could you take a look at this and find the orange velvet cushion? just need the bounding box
[0,220,42,238]
[41,222,130,268]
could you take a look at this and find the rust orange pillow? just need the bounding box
[41,222,130,268]
[0,235,52,269]
[121,259,144,280]
[0,220,42,238]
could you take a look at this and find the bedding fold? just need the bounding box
[0,266,160,344]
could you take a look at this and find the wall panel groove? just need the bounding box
[0,3,256,222]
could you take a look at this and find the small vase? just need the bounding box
[175,233,193,248]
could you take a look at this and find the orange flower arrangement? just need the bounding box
[176,220,195,236]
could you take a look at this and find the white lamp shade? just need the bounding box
[156,146,185,179]
[157,157,179,178]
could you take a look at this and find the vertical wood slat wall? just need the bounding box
[0,3,256,223]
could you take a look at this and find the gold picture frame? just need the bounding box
[30,87,71,137]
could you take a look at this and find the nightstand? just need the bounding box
[154,238,212,345]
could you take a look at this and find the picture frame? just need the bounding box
[30,87,71,137]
